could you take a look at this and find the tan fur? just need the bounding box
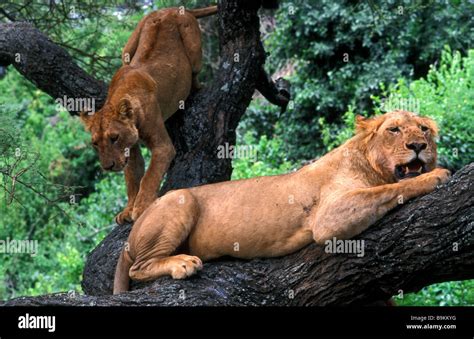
[113,111,450,294]
[80,6,217,224]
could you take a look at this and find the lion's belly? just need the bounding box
[186,176,315,260]
[188,224,313,261]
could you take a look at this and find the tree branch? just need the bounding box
[256,70,290,112]
[0,22,107,114]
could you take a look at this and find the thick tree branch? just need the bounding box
[256,69,290,112]
[2,163,472,306]
[0,22,107,114]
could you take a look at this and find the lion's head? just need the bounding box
[80,96,139,172]
[356,110,438,182]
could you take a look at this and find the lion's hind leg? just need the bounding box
[177,13,203,92]
[128,189,202,282]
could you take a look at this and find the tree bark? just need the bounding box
[2,163,472,306]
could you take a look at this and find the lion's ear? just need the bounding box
[79,110,94,131]
[421,116,439,136]
[117,96,134,120]
[355,115,369,134]
[355,114,384,134]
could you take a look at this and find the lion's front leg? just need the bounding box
[312,168,450,244]
[132,120,176,221]
[115,144,144,225]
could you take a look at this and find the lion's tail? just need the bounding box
[113,249,133,295]
[187,5,218,18]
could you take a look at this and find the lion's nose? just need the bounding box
[103,161,115,170]
[406,142,427,154]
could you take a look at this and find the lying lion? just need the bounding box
[80,6,217,224]
[113,110,450,294]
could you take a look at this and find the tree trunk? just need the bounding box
[2,163,473,306]
[160,0,268,193]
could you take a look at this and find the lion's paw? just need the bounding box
[132,194,156,221]
[426,167,451,186]
[420,167,451,193]
[168,255,203,279]
[115,207,133,225]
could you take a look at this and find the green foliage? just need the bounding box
[232,131,294,180]
[0,70,124,300]
[318,106,357,152]
[242,0,474,161]
[396,280,474,306]
[0,172,124,299]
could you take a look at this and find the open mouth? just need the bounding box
[395,158,426,180]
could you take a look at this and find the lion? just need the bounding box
[113,110,450,294]
[80,6,218,224]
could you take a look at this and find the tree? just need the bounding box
[0,0,472,306]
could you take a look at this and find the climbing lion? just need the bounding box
[80,6,218,224]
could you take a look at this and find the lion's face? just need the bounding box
[357,110,438,182]
[80,98,139,172]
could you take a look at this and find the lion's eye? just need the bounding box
[110,135,119,144]
[388,127,400,133]
[420,125,429,132]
